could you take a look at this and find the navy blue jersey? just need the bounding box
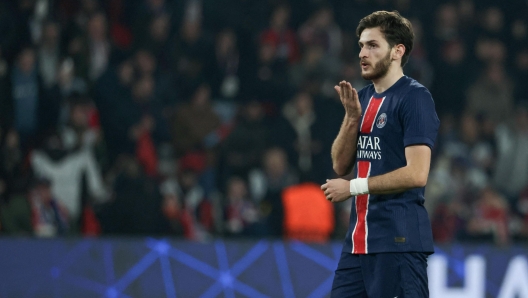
[343,75,440,255]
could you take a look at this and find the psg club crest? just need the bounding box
[376,113,387,128]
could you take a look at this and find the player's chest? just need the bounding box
[359,96,401,137]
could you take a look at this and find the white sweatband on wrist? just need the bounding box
[350,178,369,196]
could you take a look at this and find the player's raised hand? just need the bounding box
[334,81,362,121]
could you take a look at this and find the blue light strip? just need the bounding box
[290,242,336,270]
[230,241,268,276]
[159,255,177,298]
[199,281,224,298]
[103,242,115,285]
[306,275,334,298]
[273,242,295,298]
[215,240,235,298]
[198,241,271,298]
[113,251,158,292]
[167,248,218,279]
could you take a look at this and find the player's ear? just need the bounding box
[392,44,405,61]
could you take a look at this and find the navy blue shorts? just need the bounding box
[331,252,429,298]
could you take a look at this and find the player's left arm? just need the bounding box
[366,144,430,194]
[321,145,430,202]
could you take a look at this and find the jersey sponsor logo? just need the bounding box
[360,96,386,133]
[356,135,382,160]
[376,113,387,128]
[352,160,371,254]
[357,150,381,160]
[357,136,380,150]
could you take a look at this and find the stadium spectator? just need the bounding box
[60,95,98,149]
[248,147,298,237]
[245,39,290,108]
[513,49,528,99]
[94,59,135,160]
[493,102,528,203]
[169,84,222,156]
[30,133,108,228]
[0,129,28,202]
[171,16,212,99]
[466,62,514,124]
[298,6,342,59]
[219,100,271,186]
[466,187,510,245]
[86,12,112,81]
[208,28,240,100]
[289,44,340,95]
[37,20,62,89]
[160,177,186,236]
[260,4,300,65]
[100,155,166,235]
[274,91,326,182]
[137,14,172,73]
[165,160,215,240]
[10,47,42,147]
[223,176,259,237]
[430,39,472,116]
[0,177,69,237]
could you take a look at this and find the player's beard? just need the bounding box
[361,50,392,81]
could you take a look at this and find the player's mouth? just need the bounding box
[360,62,370,70]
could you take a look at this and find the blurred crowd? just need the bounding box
[0,0,527,246]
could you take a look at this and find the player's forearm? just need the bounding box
[367,165,428,195]
[331,117,360,176]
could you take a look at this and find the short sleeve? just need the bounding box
[400,88,440,149]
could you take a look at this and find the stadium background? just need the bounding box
[0,0,527,297]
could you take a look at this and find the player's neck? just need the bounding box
[372,65,404,94]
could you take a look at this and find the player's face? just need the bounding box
[358,27,393,81]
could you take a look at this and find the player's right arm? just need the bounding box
[331,81,362,176]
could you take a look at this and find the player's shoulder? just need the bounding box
[399,77,438,115]
[357,83,374,98]
[403,76,432,98]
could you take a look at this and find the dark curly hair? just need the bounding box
[356,11,414,67]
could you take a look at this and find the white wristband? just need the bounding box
[350,178,369,196]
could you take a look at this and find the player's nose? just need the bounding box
[359,47,368,59]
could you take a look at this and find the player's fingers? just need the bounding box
[324,185,330,195]
[342,81,350,100]
[339,81,346,99]
[351,87,359,102]
[334,86,341,99]
[347,83,355,100]
[321,183,327,190]
[347,82,354,100]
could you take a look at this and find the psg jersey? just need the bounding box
[343,75,440,255]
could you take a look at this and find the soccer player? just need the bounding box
[321,11,440,297]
